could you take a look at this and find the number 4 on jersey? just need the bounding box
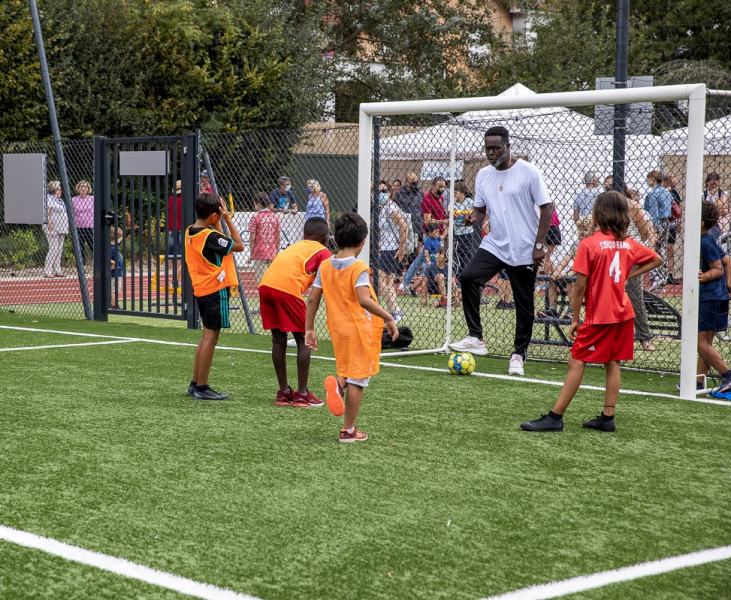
[609,250,621,283]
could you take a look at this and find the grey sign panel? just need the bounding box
[595,76,654,135]
[119,150,169,176]
[3,153,47,224]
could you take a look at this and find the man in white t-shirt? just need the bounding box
[449,126,553,375]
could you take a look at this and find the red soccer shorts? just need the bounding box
[259,285,306,333]
[570,318,634,363]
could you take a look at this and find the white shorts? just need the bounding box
[346,377,370,388]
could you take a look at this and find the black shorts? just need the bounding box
[546,225,562,246]
[196,287,231,330]
[379,250,401,275]
[667,224,677,245]
[699,299,728,332]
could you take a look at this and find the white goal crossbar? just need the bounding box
[358,84,707,401]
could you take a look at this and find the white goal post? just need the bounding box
[357,84,707,401]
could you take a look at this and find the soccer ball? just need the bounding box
[448,352,476,375]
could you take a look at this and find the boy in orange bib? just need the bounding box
[185,193,244,400]
[305,213,399,442]
[258,217,331,407]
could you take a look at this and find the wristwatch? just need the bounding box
[534,243,545,251]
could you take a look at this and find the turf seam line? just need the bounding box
[480,543,731,600]
[2,325,729,407]
[0,340,138,353]
[0,525,262,600]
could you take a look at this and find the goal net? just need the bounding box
[357,84,730,400]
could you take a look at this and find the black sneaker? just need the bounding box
[192,387,229,400]
[582,416,616,432]
[520,414,563,431]
[496,300,515,310]
[187,384,195,397]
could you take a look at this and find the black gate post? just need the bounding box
[182,133,199,329]
[93,136,109,321]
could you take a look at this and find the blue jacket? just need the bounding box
[644,186,673,226]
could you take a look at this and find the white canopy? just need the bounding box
[661,114,731,155]
[378,83,664,204]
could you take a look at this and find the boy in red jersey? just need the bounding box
[521,191,662,432]
[258,217,331,407]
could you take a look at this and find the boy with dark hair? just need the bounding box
[697,201,731,393]
[185,193,244,400]
[521,191,662,432]
[305,213,399,442]
[258,217,331,407]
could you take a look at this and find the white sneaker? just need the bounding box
[286,338,297,347]
[449,336,488,356]
[397,283,407,292]
[508,353,524,376]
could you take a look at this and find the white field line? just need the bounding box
[0,340,138,353]
[481,544,731,600]
[1,325,729,407]
[0,525,262,600]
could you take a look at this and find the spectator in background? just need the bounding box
[305,179,330,228]
[43,180,69,278]
[392,179,402,197]
[248,192,282,284]
[395,172,424,293]
[399,177,448,293]
[603,175,614,191]
[624,187,657,351]
[72,180,94,266]
[269,176,298,214]
[644,169,673,292]
[422,176,448,233]
[167,180,183,256]
[378,180,408,323]
[663,173,682,285]
[199,170,213,194]
[110,225,124,310]
[573,172,601,222]
[452,181,477,276]
[702,172,729,243]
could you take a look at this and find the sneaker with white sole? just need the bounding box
[448,336,487,356]
[508,353,524,376]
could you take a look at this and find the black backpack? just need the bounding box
[381,326,413,350]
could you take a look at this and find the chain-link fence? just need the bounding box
[0,139,93,319]
[3,100,731,379]
[366,97,731,377]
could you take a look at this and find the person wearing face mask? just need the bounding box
[269,176,298,214]
[395,173,424,294]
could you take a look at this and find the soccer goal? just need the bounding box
[357,84,720,401]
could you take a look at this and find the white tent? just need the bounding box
[378,83,664,249]
[661,114,731,155]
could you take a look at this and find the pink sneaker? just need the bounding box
[292,390,324,408]
[339,428,368,443]
[324,375,345,416]
[274,388,293,407]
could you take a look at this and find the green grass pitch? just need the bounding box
[0,311,729,599]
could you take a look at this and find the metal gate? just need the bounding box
[93,134,198,327]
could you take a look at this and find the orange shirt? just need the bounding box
[318,259,383,379]
[185,226,239,297]
[258,239,330,300]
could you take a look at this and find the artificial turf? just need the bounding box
[0,311,729,599]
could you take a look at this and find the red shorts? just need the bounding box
[259,285,306,333]
[571,319,634,363]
